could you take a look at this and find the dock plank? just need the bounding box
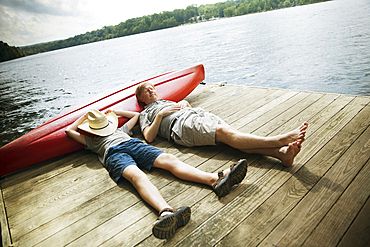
[161,92,369,246]
[258,120,370,246]
[1,85,369,247]
[142,93,343,246]
[215,98,370,247]
[338,192,370,247]
[303,159,370,247]
[0,182,11,247]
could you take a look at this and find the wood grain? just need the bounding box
[1,85,369,247]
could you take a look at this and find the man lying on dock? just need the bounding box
[65,109,248,239]
[135,82,308,167]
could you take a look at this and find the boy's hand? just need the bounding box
[104,109,114,114]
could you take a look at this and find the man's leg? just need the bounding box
[241,141,302,167]
[215,122,308,150]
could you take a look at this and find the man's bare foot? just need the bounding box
[278,141,302,167]
[278,122,308,146]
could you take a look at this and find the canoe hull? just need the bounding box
[0,64,204,176]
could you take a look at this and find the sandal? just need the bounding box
[212,159,248,197]
[152,206,191,239]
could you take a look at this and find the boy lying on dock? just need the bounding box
[65,109,248,239]
[136,82,308,167]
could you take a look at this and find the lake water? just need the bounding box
[0,0,369,148]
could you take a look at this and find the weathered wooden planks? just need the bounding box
[0,182,11,247]
[1,85,369,247]
[216,97,370,247]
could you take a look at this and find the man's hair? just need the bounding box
[135,82,155,105]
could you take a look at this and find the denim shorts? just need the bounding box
[105,138,164,183]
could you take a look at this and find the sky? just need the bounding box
[0,0,221,47]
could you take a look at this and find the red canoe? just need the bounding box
[0,64,205,176]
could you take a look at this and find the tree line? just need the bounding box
[0,41,26,62]
[1,0,329,63]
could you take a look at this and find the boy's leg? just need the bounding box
[122,165,191,239]
[153,153,248,198]
[152,153,219,187]
[122,165,170,212]
[128,139,220,186]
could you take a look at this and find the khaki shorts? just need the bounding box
[170,108,228,147]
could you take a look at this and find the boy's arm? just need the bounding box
[65,113,88,145]
[106,110,139,132]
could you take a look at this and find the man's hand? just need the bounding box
[143,101,190,143]
[178,100,191,109]
[158,105,182,117]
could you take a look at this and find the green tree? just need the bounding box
[199,5,215,20]
[279,0,292,7]
[224,6,236,17]
[150,19,161,30]
[248,1,258,13]
[236,3,248,15]
[0,41,26,62]
[173,9,185,23]
[161,17,178,28]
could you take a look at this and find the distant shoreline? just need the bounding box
[0,0,330,63]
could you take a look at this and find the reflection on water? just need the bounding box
[0,0,369,147]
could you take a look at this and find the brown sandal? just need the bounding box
[152,206,191,239]
[212,159,248,197]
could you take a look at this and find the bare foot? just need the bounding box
[278,122,308,146]
[278,141,302,167]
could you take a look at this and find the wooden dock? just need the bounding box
[1,85,370,247]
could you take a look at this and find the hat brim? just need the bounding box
[78,112,118,137]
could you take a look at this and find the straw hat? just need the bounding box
[78,109,118,136]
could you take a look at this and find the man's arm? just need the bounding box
[65,113,88,145]
[143,104,182,143]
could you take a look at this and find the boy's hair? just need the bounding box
[135,82,154,105]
